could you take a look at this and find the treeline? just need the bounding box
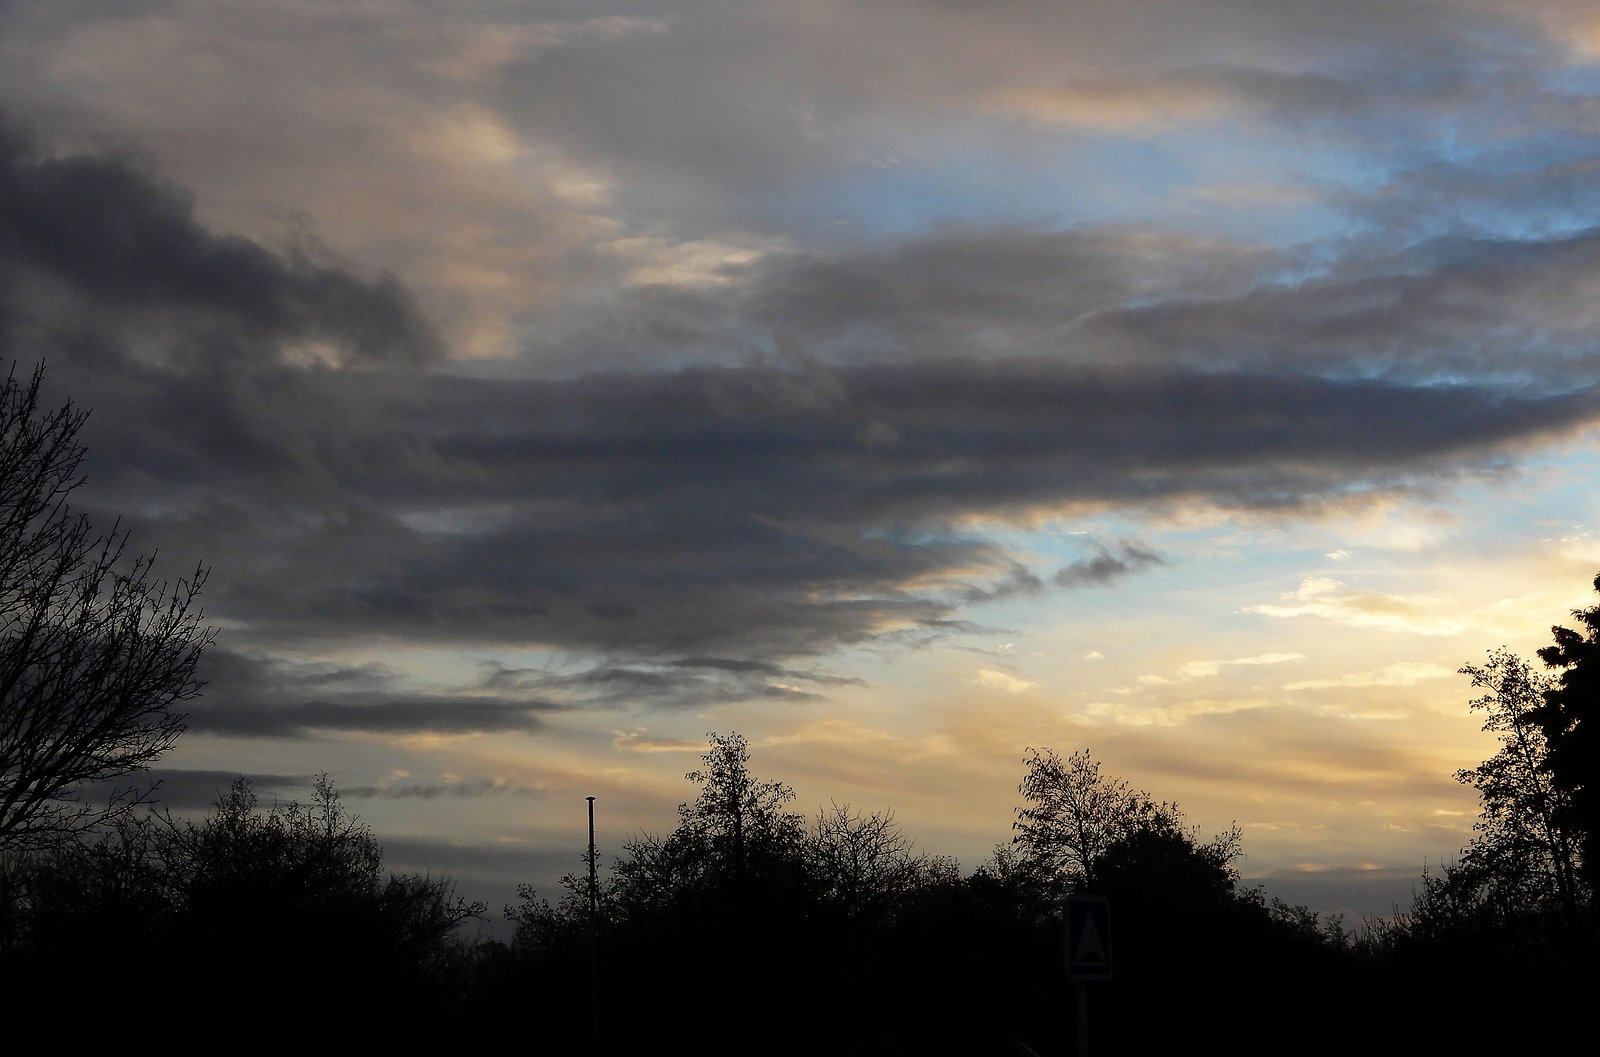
[1353,631,1598,1053]
[0,777,482,1046]
[481,735,1356,1054]
[0,713,1593,1053]
[0,736,1338,1052]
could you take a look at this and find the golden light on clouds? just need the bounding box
[973,668,1041,694]
[984,78,1230,132]
[1245,578,1475,636]
[1284,662,1455,690]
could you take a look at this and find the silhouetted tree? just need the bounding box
[1360,856,1590,1052]
[1007,749,1353,1054]
[1454,649,1582,925]
[678,730,805,881]
[1095,820,1242,907]
[0,809,171,962]
[1350,634,1600,1053]
[1536,575,1600,892]
[510,734,815,1052]
[607,733,809,923]
[605,733,807,913]
[168,777,481,961]
[0,362,211,850]
[1013,746,1219,891]
[807,801,953,926]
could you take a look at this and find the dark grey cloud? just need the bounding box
[381,834,574,881]
[1080,227,1600,384]
[186,648,557,739]
[196,697,550,738]
[960,562,1048,604]
[1334,149,1600,246]
[480,656,854,711]
[736,227,1282,364]
[520,206,1600,385]
[138,768,311,810]
[77,767,311,813]
[1055,542,1166,589]
[669,657,864,686]
[8,134,1600,683]
[74,356,1593,668]
[0,123,441,368]
[343,778,543,800]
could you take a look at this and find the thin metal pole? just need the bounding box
[1076,980,1088,1057]
[586,796,598,914]
[586,796,598,1050]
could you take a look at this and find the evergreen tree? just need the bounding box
[1535,575,1600,893]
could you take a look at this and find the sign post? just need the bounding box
[1065,895,1112,1056]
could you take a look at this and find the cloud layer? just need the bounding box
[2,117,1598,703]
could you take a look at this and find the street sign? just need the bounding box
[1066,894,1112,981]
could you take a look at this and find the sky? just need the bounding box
[7,0,1600,925]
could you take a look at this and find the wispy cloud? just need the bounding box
[974,669,1040,694]
[344,776,542,800]
[1176,653,1307,679]
[1083,697,1277,727]
[1055,541,1166,589]
[612,731,712,753]
[1244,578,1476,636]
[1285,662,1455,690]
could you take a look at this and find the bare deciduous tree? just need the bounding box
[0,362,212,850]
[1012,747,1183,890]
[1013,747,1245,907]
[808,802,951,922]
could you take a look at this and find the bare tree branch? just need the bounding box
[0,361,213,850]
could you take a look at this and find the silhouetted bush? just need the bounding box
[0,776,481,1046]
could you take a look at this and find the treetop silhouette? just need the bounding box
[1012,746,1240,895]
[1534,576,1600,892]
[0,361,211,850]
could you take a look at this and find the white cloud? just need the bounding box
[1083,697,1275,727]
[612,730,704,753]
[1169,652,1306,681]
[1285,662,1454,690]
[1244,578,1473,636]
[598,235,785,288]
[975,669,1040,694]
[1232,652,1307,666]
[982,76,1230,132]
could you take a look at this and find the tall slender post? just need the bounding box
[586,796,598,914]
[1077,980,1088,1057]
[586,796,598,1049]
